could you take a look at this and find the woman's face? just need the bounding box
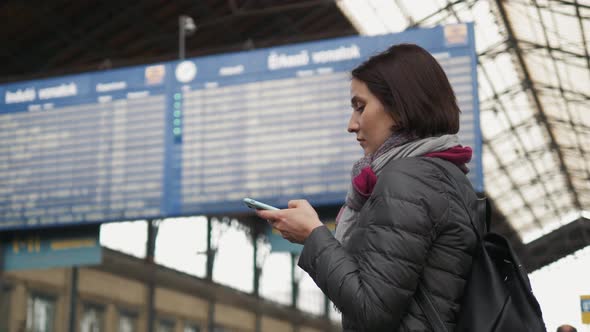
[348,78,396,155]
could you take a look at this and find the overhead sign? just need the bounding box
[0,23,482,231]
[1,226,101,271]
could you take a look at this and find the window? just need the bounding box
[80,304,105,332]
[183,323,201,332]
[26,293,56,332]
[156,320,175,332]
[118,311,137,332]
[212,326,233,332]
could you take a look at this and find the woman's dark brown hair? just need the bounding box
[351,43,460,138]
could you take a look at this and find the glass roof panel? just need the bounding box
[534,149,561,175]
[525,59,588,111]
[531,202,552,222]
[504,0,543,43]
[497,191,527,215]
[539,98,573,116]
[479,107,509,138]
[477,68,495,101]
[525,51,560,87]
[515,123,547,150]
[400,0,441,22]
[482,145,499,169]
[511,160,538,185]
[371,0,409,32]
[556,58,590,95]
[490,52,522,89]
[493,134,521,165]
[503,91,536,124]
[556,61,587,94]
[563,153,590,174]
[545,174,568,197]
[539,1,584,55]
[553,125,582,146]
[574,103,590,126]
[509,207,536,229]
[484,171,512,197]
[471,0,505,52]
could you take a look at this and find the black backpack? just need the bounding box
[417,159,547,332]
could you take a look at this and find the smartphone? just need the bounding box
[243,198,279,211]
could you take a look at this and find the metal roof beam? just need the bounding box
[478,39,511,59]
[493,0,582,212]
[408,0,478,28]
[113,2,181,58]
[511,0,590,19]
[198,0,332,27]
[549,0,590,10]
[574,0,590,77]
[524,217,590,272]
[480,82,526,103]
[393,0,416,26]
[518,40,589,61]
[487,161,590,186]
[550,117,590,133]
[484,114,537,142]
[497,187,580,213]
[536,83,590,102]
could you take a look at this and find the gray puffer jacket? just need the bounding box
[298,157,478,331]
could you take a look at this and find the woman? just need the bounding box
[257,44,478,331]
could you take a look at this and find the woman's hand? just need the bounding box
[256,199,324,244]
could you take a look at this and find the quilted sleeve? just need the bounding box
[299,164,446,331]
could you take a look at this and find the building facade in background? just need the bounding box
[0,248,337,332]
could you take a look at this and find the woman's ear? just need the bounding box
[390,124,403,134]
[389,114,401,132]
[386,107,405,133]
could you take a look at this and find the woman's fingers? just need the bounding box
[254,200,320,244]
[258,214,291,242]
[255,209,280,221]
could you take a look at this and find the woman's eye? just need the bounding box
[355,105,365,113]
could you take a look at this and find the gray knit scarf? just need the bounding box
[334,134,461,244]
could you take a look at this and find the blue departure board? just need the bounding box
[0,24,482,231]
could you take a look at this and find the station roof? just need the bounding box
[0,0,356,80]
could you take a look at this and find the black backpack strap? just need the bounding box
[426,158,487,242]
[478,194,490,234]
[416,287,448,332]
[415,158,487,331]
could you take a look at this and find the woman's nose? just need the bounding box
[348,114,359,133]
